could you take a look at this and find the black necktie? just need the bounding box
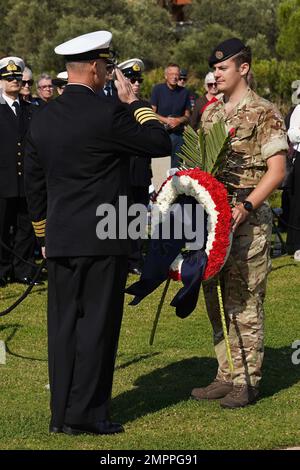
[12,101,20,118]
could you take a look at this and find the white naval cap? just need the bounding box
[54,31,113,62]
[52,71,68,87]
[57,71,68,80]
[118,58,144,77]
[0,56,25,79]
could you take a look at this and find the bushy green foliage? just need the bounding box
[185,0,280,54]
[172,24,238,77]
[276,0,300,60]
[0,0,298,107]
[252,60,300,110]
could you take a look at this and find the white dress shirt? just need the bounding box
[2,93,20,115]
[288,104,300,151]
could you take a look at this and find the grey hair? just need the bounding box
[164,63,180,74]
[23,66,33,79]
[66,61,91,72]
[37,73,52,87]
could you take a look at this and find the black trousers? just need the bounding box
[47,255,128,427]
[0,197,36,279]
[287,151,300,254]
[128,186,149,270]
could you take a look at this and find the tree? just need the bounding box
[0,0,174,74]
[276,0,300,60]
[247,34,270,61]
[119,0,174,68]
[184,0,280,55]
[172,24,239,76]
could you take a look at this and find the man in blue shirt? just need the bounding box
[151,63,190,167]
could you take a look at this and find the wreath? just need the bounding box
[127,118,235,370]
[154,167,232,282]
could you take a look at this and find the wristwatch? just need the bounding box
[243,200,253,212]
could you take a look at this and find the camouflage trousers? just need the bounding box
[203,203,272,387]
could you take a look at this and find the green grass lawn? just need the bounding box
[0,254,300,450]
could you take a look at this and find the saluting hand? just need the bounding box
[114,68,138,105]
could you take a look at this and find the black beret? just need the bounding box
[209,38,246,67]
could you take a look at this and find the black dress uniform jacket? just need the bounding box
[129,155,152,187]
[24,85,171,257]
[0,94,37,280]
[24,84,171,429]
[0,95,34,198]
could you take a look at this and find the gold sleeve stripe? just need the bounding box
[138,115,159,124]
[136,111,157,120]
[134,107,153,118]
[34,227,46,234]
[32,219,46,227]
[135,109,156,119]
[139,115,159,125]
[35,232,45,238]
[134,109,158,121]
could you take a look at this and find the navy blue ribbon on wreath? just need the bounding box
[126,195,208,318]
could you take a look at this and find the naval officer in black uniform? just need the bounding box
[24,30,171,436]
[118,58,152,275]
[0,56,38,287]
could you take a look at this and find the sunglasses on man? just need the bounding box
[128,77,143,84]
[5,76,22,82]
[207,83,217,88]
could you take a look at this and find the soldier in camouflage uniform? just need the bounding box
[191,38,288,408]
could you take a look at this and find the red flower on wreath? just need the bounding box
[155,168,232,282]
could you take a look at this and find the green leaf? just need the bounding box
[178,125,202,170]
[178,119,230,174]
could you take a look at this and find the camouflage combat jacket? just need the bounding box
[201,88,288,190]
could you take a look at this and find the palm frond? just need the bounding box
[178,119,230,173]
[178,125,202,169]
[205,120,229,173]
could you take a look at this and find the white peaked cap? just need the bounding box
[57,71,68,80]
[54,31,112,62]
[118,58,145,73]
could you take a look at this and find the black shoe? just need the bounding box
[14,276,44,286]
[49,424,63,434]
[128,267,142,276]
[0,277,8,288]
[62,420,125,436]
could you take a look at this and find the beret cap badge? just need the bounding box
[215,51,224,60]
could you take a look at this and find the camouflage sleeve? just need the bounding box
[258,106,289,160]
[200,106,212,134]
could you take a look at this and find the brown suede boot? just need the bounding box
[191,379,233,400]
[220,384,259,409]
